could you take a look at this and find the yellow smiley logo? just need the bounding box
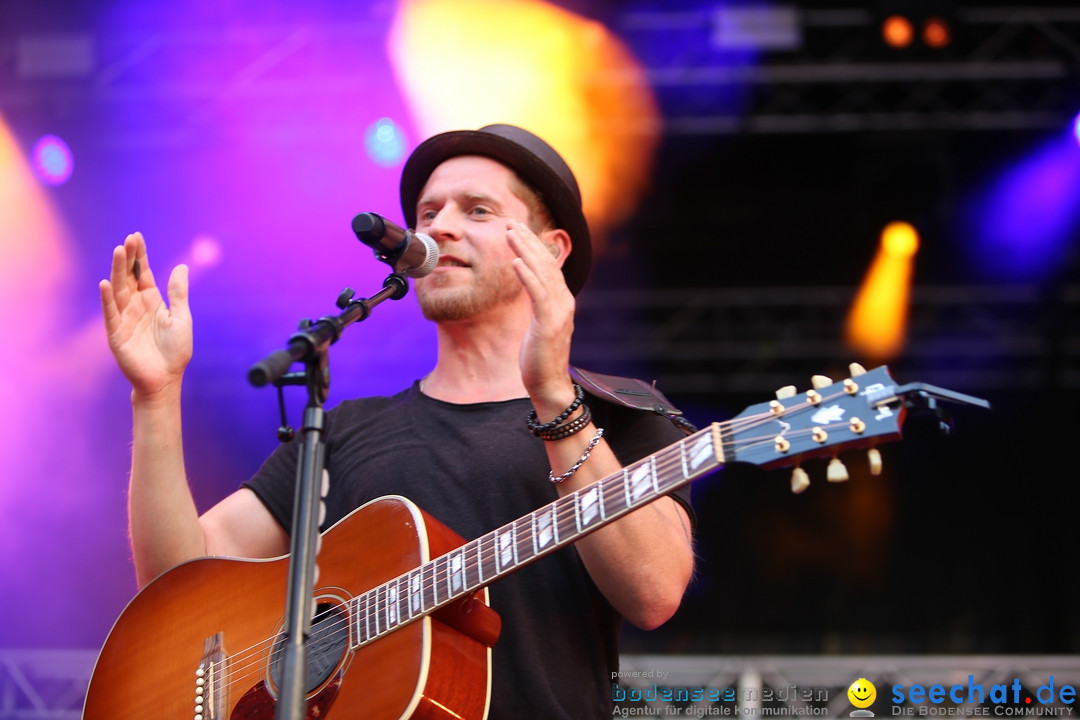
[848,678,877,708]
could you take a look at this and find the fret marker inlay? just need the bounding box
[534,510,554,550]
[387,585,399,625]
[629,463,654,502]
[579,487,599,527]
[449,553,463,594]
[689,433,715,470]
[409,573,422,613]
[497,529,515,570]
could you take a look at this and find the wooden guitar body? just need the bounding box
[83,496,494,720]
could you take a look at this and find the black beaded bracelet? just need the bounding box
[533,404,592,441]
[526,383,585,437]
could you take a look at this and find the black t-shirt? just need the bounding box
[243,381,693,719]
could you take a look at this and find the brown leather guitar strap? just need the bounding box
[569,366,698,435]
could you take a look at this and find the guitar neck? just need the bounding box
[349,423,726,648]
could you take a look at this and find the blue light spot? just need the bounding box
[970,133,1080,279]
[32,134,74,185]
[365,118,406,167]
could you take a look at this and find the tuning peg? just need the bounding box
[811,375,833,389]
[775,385,797,399]
[827,457,849,482]
[867,448,883,476]
[849,362,867,377]
[790,466,810,494]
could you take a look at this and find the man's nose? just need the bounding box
[425,207,463,241]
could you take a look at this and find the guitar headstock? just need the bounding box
[724,363,988,493]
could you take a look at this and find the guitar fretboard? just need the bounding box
[348,423,725,649]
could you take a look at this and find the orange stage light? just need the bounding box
[844,222,920,363]
[922,17,952,49]
[0,117,73,337]
[881,221,920,258]
[882,15,915,49]
[388,0,661,255]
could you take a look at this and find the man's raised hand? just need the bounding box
[99,232,193,399]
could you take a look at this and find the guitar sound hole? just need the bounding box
[270,602,349,694]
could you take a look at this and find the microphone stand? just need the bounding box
[248,272,410,720]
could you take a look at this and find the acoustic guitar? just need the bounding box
[82,365,986,720]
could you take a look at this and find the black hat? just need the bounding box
[400,124,592,295]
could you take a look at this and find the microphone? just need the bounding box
[351,212,439,278]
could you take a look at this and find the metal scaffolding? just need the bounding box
[0,650,93,720]
[572,283,1080,396]
[1,6,1076,144]
[621,5,1080,134]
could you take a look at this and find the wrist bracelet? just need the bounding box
[534,404,592,441]
[526,383,585,437]
[549,427,605,484]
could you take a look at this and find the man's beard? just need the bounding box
[416,262,523,322]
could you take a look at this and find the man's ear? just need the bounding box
[540,228,572,268]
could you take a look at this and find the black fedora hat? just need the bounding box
[399,124,592,295]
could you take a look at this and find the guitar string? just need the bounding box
[216,397,855,691]
[214,393,854,690]
[209,419,741,690]
[337,386,868,643]
[215,388,866,691]
[345,397,857,633]
[209,425,722,693]
[217,417,851,692]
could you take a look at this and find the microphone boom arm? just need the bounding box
[247,273,409,389]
